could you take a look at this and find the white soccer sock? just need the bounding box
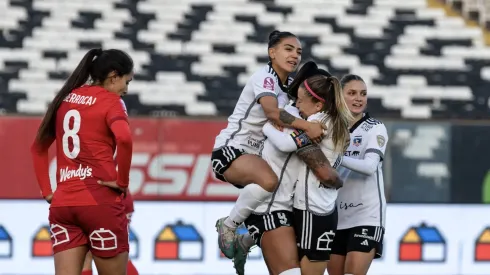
[279,268,301,275]
[224,183,272,229]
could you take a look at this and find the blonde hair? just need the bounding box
[302,75,354,152]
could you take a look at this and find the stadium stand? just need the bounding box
[444,0,490,29]
[1,0,490,118]
[389,123,450,202]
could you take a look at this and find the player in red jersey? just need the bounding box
[30,48,134,275]
[82,192,139,275]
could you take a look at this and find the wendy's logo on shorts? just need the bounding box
[263,77,275,91]
[154,220,203,261]
[59,164,93,182]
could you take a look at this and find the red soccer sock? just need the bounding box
[127,259,139,275]
[81,270,93,275]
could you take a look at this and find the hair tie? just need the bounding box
[303,80,325,103]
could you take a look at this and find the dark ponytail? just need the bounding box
[35,48,133,145]
[35,49,101,144]
[288,61,331,100]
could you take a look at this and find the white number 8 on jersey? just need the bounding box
[62,110,81,159]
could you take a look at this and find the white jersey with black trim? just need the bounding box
[337,113,388,230]
[254,104,301,213]
[213,64,292,155]
[293,112,343,215]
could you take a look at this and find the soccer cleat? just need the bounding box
[233,234,255,275]
[215,217,237,259]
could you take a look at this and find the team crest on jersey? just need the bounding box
[263,77,275,91]
[353,136,362,147]
[377,135,386,147]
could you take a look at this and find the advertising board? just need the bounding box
[0,202,489,275]
[0,117,238,201]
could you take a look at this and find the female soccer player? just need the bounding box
[212,30,328,259]
[31,48,134,275]
[290,74,352,275]
[231,62,343,275]
[327,75,388,275]
[82,192,139,275]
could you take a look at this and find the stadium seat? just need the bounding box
[0,0,489,118]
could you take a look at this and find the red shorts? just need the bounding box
[48,203,129,258]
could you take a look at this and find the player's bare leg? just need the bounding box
[260,227,299,275]
[343,249,376,275]
[299,256,327,275]
[216,154,278,258]
[54,246,89,275]
[326,254,346,275]
[93,252,129,275]
[81,251,93,274]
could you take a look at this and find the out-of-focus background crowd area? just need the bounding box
[0,0,489,274]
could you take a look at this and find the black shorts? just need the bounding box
[330,226,384,259]
[211,146,246,184]
[293,208,338,261]
[244,210,293,247]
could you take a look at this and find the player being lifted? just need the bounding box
[232,62,348,275]
[327,75,388,275]
[211,31,328,259]
[31,48,133,275]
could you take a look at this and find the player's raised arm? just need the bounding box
[262,105,305,152]
[261,94,325,143]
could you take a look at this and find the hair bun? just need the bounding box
[93,48,103,56]
[318,69,332,78]
[268,30,281,41]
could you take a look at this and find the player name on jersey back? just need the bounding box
[63,92,97,106]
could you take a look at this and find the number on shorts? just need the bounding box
[278,213,288,225]
[62,110,81,159]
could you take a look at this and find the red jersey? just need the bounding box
[123,191,134,214]
[31,85,133,207]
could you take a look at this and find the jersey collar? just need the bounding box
[350,112,370,133]
[267,62,290,93]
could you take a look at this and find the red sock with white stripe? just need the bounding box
[81,270,92,275]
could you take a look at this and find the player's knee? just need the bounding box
[256,170,278,192]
